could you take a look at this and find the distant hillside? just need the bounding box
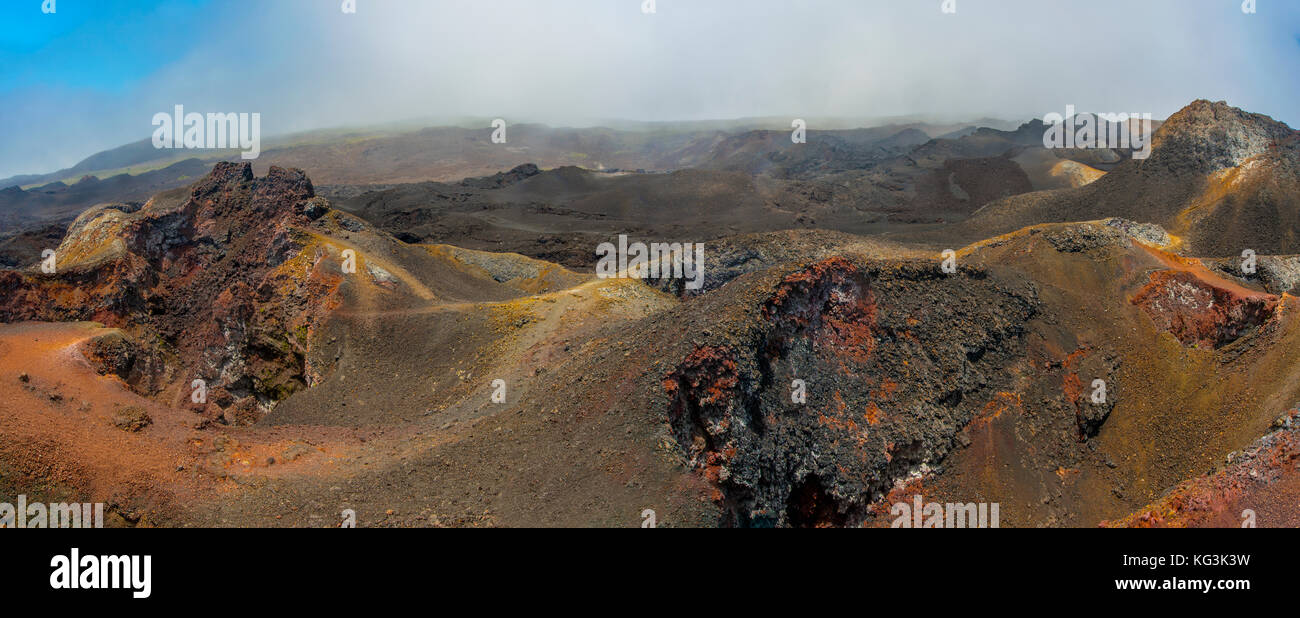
[963,100,1300,257]
[1,117,1049,237]
[0,158,211,224]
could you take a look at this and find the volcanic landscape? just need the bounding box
[2,100,1298,527]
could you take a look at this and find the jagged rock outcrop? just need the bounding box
[662,256,1038,526]
[0,162,342,424]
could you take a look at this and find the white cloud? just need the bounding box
[2,0,1295,179]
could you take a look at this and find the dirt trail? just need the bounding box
[0,322,370,526]
[1135,242,1275,299]
[0,323,194,509]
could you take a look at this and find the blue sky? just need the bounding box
[0,0,211,93]
[1,0,1297,179]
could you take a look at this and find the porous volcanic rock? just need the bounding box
[1131,270,1278,349]
[0,162,344,423]
[662,256,1038,526]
